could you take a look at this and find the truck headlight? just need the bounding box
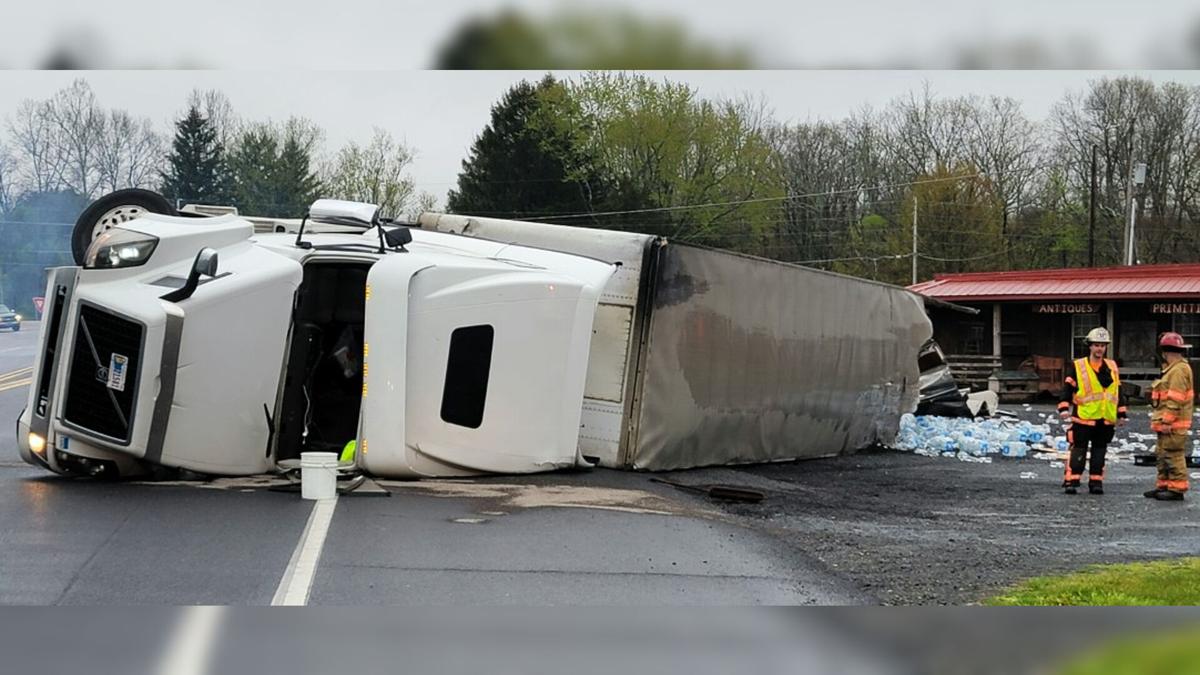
[84,228,159,269]
[28,432,46,455]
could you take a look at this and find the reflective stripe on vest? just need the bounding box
[1073,358,1118,424]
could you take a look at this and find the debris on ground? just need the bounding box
[893,413,1155,465]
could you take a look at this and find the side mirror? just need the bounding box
[194,248,219,277]
[161,248,219,303]
[383,227,412,249]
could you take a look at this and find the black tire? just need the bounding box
[12,325,19,332]
[72,189,176,265]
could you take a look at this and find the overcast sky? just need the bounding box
[5,0,1200,69]
[3,70,1200,205]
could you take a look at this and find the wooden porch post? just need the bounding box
[992,304,1002,358]
[1106,302,1116,359]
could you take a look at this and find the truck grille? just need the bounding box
[62,305,143,443]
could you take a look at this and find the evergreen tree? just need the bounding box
[228,120,322,217]
[227,125,278,215]
[447,76,603,219]
[274,127,322,217]
[160,104,231,205]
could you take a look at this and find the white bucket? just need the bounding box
[300,452,339,500]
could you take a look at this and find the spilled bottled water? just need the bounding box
[895,413,1051,460]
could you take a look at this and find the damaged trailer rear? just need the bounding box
[420,214,933,471]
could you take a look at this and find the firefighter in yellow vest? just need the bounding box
[1145,332,1194,501]
[1058,327,1127,495]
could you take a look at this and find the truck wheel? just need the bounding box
[72,189,177,265]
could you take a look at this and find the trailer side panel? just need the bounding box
[629,244,931,470]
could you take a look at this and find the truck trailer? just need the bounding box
[17,190,932,479]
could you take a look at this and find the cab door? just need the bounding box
[358,249,615,478]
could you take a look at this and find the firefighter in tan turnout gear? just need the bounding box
[1146,332,1194,502]
[1058,327,1127,495]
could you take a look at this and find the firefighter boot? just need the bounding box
[1088,480,1103,495]
[1144,488,1165,498]
[1064,480,1080,495]
[1155,490,1185,501]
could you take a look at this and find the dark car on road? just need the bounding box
[0,305,21,331]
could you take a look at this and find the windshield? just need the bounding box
[0,305,11,313]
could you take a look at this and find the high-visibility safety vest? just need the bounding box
[1072,358,1119,425]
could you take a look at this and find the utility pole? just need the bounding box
[1088,145,1097,267]
[911,195,918,285]
[1125,162,1147,266]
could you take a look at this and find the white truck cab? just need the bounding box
[18,198,616,478]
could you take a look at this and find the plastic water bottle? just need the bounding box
[960,437,982,456]
[1005,442,1028,458]
[1056,439,1069,452]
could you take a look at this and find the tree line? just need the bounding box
[2,74,1198,293]
[448,74,1200,285]
[0,79,432,224]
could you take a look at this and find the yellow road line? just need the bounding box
[0,367,33,383]
[0,378,32,393]
[0,362,33,379]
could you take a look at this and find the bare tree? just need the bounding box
[7,99,65,194]
[1051,76,1189,264]
[97,110,164,193]
[187,89,239,151]
[962,95,1044,233]
[882,83,971,177]
[322,128,416,219]
[47,79,108,199]
[405,190,440,220]
[770,119,858,263]
[0,142,15,214]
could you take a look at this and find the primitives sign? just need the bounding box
[1152,303,1200,314]
[1034,303,1100,314]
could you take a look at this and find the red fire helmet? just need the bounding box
[1160,332,1193,350]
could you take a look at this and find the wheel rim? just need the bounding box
[91,205,147,241]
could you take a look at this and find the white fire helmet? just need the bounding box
[1086,327,1112,344]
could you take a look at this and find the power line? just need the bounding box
[518,174,983,221]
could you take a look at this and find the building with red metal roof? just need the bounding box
[908,263,1200,399]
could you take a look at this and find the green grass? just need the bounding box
[1053,628,1200,675]
[985,557,1200,606]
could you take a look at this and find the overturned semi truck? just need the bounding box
[17,190,932,479]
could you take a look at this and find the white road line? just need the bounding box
[272,497,338,606]
[155,606,225,675]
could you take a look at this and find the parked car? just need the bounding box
[0,305,22,331]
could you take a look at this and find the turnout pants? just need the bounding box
[1064,422,1115,486]
[1155,432,1190,494]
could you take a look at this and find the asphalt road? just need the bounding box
[3,320,1199,672]
[0,321,859,607]
[2,320,1197,611]
[685,419,1200,605]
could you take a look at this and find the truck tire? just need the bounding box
[72,189,177,265]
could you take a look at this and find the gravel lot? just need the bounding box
[667,403,1200,605]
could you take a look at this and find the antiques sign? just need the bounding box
[1034,303,1100,314]
[1152,303,1200,314]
